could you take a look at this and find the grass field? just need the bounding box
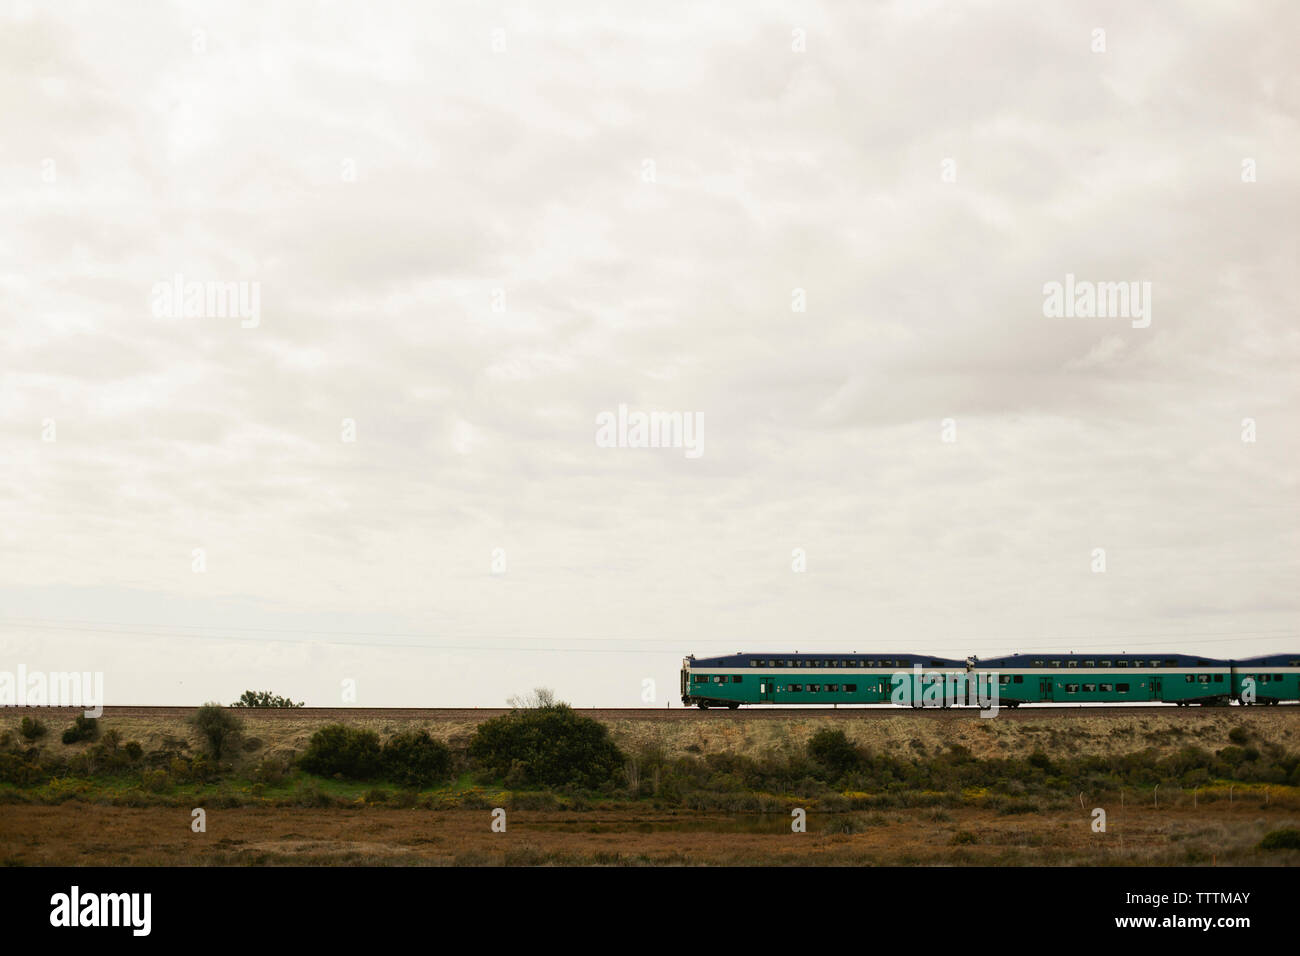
[3,707,1298,865]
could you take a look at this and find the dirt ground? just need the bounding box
[4,802,1297,866]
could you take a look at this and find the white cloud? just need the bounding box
[1,2,1297,704]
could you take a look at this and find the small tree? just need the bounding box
[193,703,243,760]
[506,687,557,709]
[231,690,304,708]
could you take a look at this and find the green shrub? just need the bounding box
[252,756,290,785]
[192,704,242,760]
[1259,828,1300,851]
[298,724,382,779]
[808,728,860,777]
[293,781,332,808]
[19,717,46,742]
[469,702,624,789]
[382,731,452,788]
[60,716,98,745]
[0,752,44,786]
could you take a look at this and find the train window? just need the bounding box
[1215,675,1223,682]
[827,684,839,692]
[1051,661,1062,667]
[1150,660,1160,667]
[1100,660,1111,667]
[792,684,803,692]
[1117,683,1129,692]
[1260,675,1270,683]
[1100,683,1113,692]
[1083,683,1096,692]
[845,684,857,692]
[732,675,743,683]
[1067,661,1078,668]
[1185,675,1194,683]
[1014,675,1024,683]
[1116,660,1128,667]
[1084,660,1095,667]
[1065,684,1079,693]
[1162,659,1177,667]
[694,675,707,683]
[1197,675,1210,684]
[712,676,723,683]
[998,675,1010,685]
[808,684,821,692]
[1274,674,1283,681]
[1033,659,1044,666]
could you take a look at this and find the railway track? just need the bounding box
[3,704,1295,721]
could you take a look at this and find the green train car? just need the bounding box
[681,652,1300,708]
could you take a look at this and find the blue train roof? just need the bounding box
[1233,654,1300,666]
[688,652,964,667]
[974,652,1230,667]
[686,652,1300,668]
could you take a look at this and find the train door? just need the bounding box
[1040,678,1053,702]
[1151,677,1162,702]
[760,677,776,703]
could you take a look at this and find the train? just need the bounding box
[680,652,1300,708]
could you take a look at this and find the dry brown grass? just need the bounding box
[3,802,1297,866]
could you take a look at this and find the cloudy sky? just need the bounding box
[2,1,1297,707]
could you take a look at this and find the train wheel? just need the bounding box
[728,702,740,710]
[696,701,708,709]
